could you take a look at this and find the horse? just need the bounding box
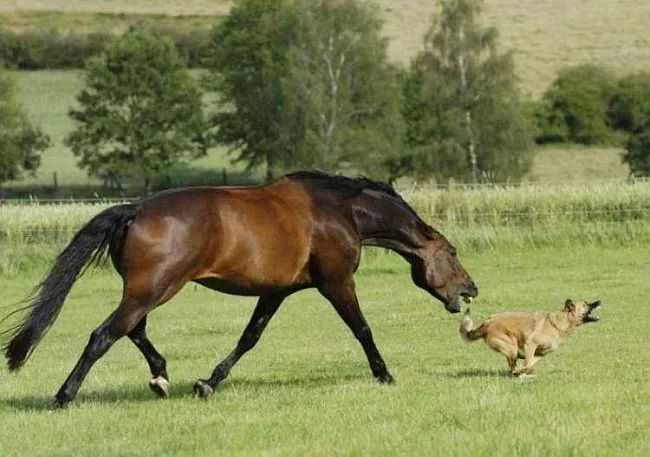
[2,170,478,407]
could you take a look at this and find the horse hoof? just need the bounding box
[53,398,69,410]
[148,376,170,398]
[377,373,395,384]
[193,380,214,399]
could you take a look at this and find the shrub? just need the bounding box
[0,27,211,69]
[608,72,650,133]
[535,65,616,144]
[623,122,650,177]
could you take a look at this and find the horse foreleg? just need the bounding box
[319,278,394,384]
[128,316,170,398]
[193,292,286,399]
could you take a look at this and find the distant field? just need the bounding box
[0,1,231,16]
[379,0,650,97]
[2,1,649,96]
[4,70,631,192]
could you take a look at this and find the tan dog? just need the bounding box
[459,299,601,377]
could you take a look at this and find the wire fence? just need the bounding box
[2,177,649,204]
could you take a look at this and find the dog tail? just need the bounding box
[459,309,485,342]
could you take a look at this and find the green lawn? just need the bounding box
[1,245,648,456]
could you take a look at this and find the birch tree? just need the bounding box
[402,0,533,183]
[206,0,403,179]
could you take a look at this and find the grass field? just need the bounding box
[0,244,648,456]
[2,1,650,97]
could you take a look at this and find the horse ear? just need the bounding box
[564,299,575,312]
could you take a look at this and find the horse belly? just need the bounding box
[195,225,312,295]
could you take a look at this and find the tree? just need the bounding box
[65,29,207,191]
[611,72,650,176]
[535,65,616,144]
[608,72,650,133]
[205,0,403,180]
[0,69,49,184]
[623,122,650,176]
[402,0,533,183]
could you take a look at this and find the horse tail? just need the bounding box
[2,203,138,371]
[459,309,485,342]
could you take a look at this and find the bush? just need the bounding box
[623,122,650,177]
[0,69,50,183]
[608,72,650,133]
[535,65,616,144]
[0,27,211,69]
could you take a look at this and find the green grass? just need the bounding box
[0,245,648,456]
[528,144,629,182]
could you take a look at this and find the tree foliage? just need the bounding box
[623,122,650,177]
[0,69,49,184]
[608,72,650,133]
[535,64,616,144]
[615,72,650,176]
[401,0,533,183]
[205,0,403,179]
[65,29,207,190]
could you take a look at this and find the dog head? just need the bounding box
[564,299,601,324]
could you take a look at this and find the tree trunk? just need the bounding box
[321,34,344,168]
[457,31,480,183]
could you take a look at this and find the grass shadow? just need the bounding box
[437,368,508,378]
[1,372,369,411]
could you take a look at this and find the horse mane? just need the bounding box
[286,170,398,198]
[285,170,435,235]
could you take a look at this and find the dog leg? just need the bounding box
[486,336,519,376]
[514,343,541,377]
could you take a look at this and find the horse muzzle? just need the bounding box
[446,282,479,313]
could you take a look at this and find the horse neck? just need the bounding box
[351,192,424,256]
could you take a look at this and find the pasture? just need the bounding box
[1,182,649,455]
[0,243,648,456]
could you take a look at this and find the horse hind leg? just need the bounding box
[128,316,170,398]
[54,276,185,407]
[54,299,149,407]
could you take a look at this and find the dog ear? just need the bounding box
[564,299,575,312]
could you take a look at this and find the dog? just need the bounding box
[459,299,601,377]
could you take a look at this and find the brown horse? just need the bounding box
[3,171,477,406]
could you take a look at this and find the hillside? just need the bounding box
[2,1,649,96]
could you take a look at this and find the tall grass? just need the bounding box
[403,179,650,250]
[1,180,649,273]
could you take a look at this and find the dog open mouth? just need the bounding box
[583,300,602,323]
